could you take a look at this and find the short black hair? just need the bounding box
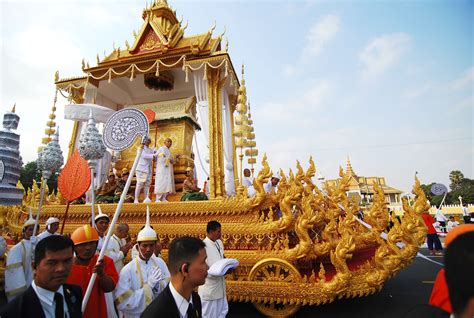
[168,236,205,274]
[445,231,474,315]
[206,220,221,233]
[34,235,74,264]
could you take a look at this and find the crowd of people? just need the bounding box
[0,214,232,318]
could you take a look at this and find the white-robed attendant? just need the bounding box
[242,168,256,197]
[5,212,36,301]
[107,223,132,274]
[37,217,60,241]
[115,206,170,318]
[134,138,156,203]
[154,138,177,202]
[198,221,229,318]
[264,174,280,194]
[94,208,118,318]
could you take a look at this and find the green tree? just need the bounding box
[447,178,474,205]
[449,170,464,191]
[19,161,58,192]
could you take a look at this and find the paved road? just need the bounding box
[228,248,444,318]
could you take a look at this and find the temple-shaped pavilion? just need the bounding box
[53,0,242,200]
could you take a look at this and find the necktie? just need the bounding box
[187,302,197,318]
[54,292,64,318]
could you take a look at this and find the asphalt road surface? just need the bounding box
[228,248,444,318]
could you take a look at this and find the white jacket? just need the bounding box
[198,237,226,300]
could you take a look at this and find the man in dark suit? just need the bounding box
[0,235,83,318]
[141,236,208,318]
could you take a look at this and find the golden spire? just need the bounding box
[11,103,16,113]
[346,156,356,177]
[234,64,251,192]
[38,90,58,153]
[245,101,258,176]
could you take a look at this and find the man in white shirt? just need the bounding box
[5,214,36,301]
[115,207,170,318]
[141,236,207,318]
[94,208,118,318]
[435,207,447,233]
[447,216,460,232]
[107,223,133,273]
[135,138,157,203]
[37,217,60,241]
[0,235,83,318]
[264,175,280,194]
[462,204,471,224]
[242,168,256,197]
[198,221,228,318]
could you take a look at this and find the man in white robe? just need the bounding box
[198,220,228,318]
[106,223,133,274]
[115,208,170,318]
[134,138,156,203]
[94,209,118,318]
[37,217,60,241]
[154,138,178,202]
[5,216,36,301]
[264,175,280,194]
[242,168,256,197]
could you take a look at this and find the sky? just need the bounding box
[1,0,472,193]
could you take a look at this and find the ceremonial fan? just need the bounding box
[81,108,149,313]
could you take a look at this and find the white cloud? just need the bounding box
[402,82,432,99]
[305,14,340,57]
[282,14,340,76]
[359,33,411,80]
[445,67,474,92]
[9,26,83,76]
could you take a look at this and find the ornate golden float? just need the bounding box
[1,1,428,317]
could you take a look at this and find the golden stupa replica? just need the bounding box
[1,1,429,316]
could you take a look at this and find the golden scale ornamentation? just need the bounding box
[0,1,428,317]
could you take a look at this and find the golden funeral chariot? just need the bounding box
[1,1,428,317]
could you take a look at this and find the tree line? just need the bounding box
[420,170,473,207]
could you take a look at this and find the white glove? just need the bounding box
[146,267,163,290]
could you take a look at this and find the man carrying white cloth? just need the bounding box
[198,220,229,318]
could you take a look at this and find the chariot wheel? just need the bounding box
[248,258,302,317]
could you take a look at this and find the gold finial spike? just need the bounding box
[208,20,216,34]
[125,40,130,50]
[346,156,356,177]
[86,61,90,69]
[96,54,100,64]
[113,41,116,50]
[11,103,16,113]
[54,70,59,82]
[225,37,229,52]
[81,58,85,70]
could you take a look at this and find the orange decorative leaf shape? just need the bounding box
[58,150,91,202]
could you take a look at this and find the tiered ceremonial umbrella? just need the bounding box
[35,128,64,236]
[78,111,107,226]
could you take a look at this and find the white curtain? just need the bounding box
[222,90,235,196]
[193,71,210,185]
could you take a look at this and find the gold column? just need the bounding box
[207,68,226,199]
